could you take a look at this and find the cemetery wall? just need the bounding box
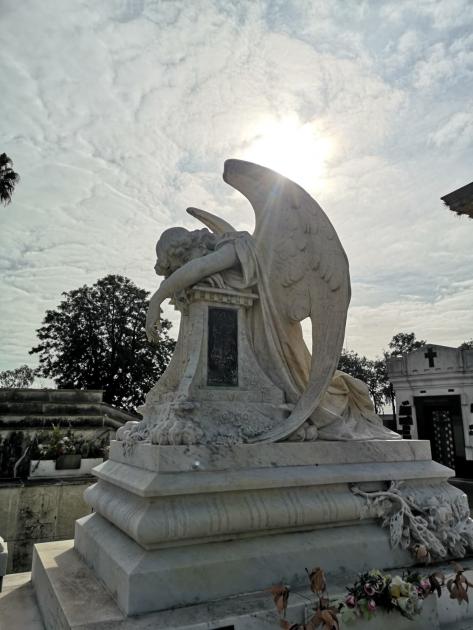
[0,478,92,573]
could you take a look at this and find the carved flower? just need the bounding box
[367,599,376,612]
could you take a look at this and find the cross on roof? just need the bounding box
[424,347,437,367]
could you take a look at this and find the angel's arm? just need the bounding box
[146,242,238,341]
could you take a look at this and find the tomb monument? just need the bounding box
[30,160,473,629]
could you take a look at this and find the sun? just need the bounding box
[242,114,333,191]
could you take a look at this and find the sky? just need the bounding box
[1,0,472,374]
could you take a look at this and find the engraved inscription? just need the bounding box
[207,307,238,386]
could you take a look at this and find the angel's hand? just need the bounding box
[146,303,163,344]
[207,273,226,289]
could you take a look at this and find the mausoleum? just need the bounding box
[387,345,473,477]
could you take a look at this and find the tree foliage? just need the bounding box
[30,275,175,412]
[337,349,385,413]
[387,332,426,356]
[338,332,428,414]
[0,152,20,206]
[459,340,473,350]
[0,364,35,388]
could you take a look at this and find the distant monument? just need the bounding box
[29,161,473,629]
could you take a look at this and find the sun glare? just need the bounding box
[242,114,333,191]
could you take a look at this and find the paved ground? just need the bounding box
[0,572,44,629]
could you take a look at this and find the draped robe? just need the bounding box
[218,232,401,441]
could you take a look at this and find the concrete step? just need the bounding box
[0,401,105,415]
[0,389,103,403]
[0,415,109,428]
[4,547,473,630]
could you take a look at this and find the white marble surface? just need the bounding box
[74,513,413,616]
[83,441,457,551]
[30,537,455,629]
[18,542,473,630]
[96,458,451,495]
[28,458,103,478]
[139,159,399,445]
[109,439,432,473]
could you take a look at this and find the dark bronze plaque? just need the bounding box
[207,307,238,386]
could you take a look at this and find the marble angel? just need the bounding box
[140,159,400,444]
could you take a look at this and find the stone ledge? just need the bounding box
[73,512,416,616]
[92,457,451,497]
[84,476,460,549]
[31,537,468,629]
[109,439,433,473]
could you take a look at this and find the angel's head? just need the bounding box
[154,227,217,277]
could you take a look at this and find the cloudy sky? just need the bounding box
[1,0,472,374]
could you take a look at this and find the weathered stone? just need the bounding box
[136,159,399,445]
[62,439,468,616]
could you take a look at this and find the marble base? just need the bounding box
[31,539,453,630]
[75,511,411,615]
[83,440,445,550]
[67,440,468,616]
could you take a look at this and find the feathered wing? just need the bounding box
[186,207,236,235]
[223,159,351,442]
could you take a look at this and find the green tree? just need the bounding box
[30,275,175,412]
[387,332,426,356]
[337,349,385,413]
[0,364,35,388]
[0,153,20,206]
[382,332,427,417]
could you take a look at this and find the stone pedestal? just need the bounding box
[141,284,288,445]
[63,439,463,616]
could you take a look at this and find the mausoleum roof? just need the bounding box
[441,181,473,218]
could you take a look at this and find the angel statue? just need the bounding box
[127,159,400,445]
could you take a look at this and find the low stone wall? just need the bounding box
[0,478,93,573]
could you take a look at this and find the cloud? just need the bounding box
[429,111,473,150]
[0,0,472,374]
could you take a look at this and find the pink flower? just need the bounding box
[420,579,430,592]
[364,584,375,596]
[345,594,356,608]
[367,599,376,612]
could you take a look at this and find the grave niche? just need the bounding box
[207,307,238,387]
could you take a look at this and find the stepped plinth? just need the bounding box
[31,438,473,626]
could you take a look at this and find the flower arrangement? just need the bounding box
[31,426,79,460]
[339,569,431,624]
[30,425,107,460]
[270,562,471,629]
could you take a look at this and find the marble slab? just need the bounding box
[109,439,432,473]
[92,458,450,498]
[31,537,449,629]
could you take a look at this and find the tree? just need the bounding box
[0,364,35,388]
[381,332,427,418]
[337,349,385,413]
[387,332,426,356]
[459,340,473,350]
[30,275,176,412]
[0,153,20,206]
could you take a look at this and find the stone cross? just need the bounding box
[424,347,437,367]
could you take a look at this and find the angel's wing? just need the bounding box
[186,207,236,235]
[223,159,351,442]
